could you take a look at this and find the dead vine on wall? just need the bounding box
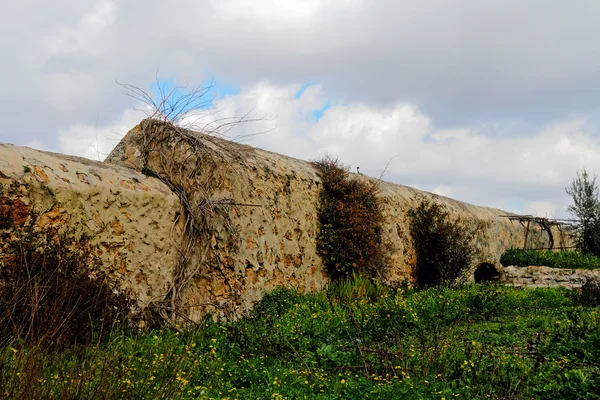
[117,79,267,324]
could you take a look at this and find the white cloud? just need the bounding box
[196,82,598,217]
[58,108,145,160]
[26,139,44,151]
[45,0,117,56]
[183,82,328,159]
[4,1,600,218]
[3,0,600,157]
[526,202,558,218]
[212,0,361,26]
[44,71,99,112]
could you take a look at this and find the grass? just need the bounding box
[501,248,600,270]
[1,284,599,399]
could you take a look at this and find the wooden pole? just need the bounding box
[523,220,531,250]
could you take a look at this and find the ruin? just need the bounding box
[0,119,569,321]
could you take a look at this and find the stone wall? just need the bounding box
[104,120,570,318]
[499,265,600,289]
[0,119,573,321]
[0,143,184,310]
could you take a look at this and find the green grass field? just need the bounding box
[2,284,599,399]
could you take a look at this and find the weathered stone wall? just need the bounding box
[105,120,569,319]
[0,120,572,321]
[499,265,600,289]
[105,120,330,319]
[367,180,569,283]
[0,143,184,309]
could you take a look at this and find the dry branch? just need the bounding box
[116,77,268,323]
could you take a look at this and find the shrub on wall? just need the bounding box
[314,156,387,280]
[408,199,478,288]
[0,211,132,347]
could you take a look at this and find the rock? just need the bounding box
[498,264,600,289]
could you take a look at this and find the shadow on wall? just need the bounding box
[474,263,500,283]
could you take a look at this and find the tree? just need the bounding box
[566,169,600,255]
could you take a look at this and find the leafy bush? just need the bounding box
[0,212,132,347]
[408,199,478,288]
[314,156,387,279]
[500,249,600,270]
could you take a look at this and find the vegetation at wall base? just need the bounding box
[327,271,389,303]
[314,156,387,279]
[0,210,133,347]
[408,199,479,288]
[1,284,599,399]
[501,248,600,270]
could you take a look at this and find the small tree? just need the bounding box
[566,169,600,255]
[408,199,478,288]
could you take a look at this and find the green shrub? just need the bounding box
[408,199,478,288]
[314,156,387,279]
[0,211,132,347]
[500,249,600,270]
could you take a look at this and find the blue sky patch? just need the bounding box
[507,199,526,214]
[295,82,331,121]
[312,102,331,120]
[150,77,240,114]
[295,82,316,99]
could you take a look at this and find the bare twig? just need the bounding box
[115,78,270,323]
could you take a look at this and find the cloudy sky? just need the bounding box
[3,0,600,217]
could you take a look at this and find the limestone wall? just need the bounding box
[104,120,569,319]
[499,265,600,289]
[0,120,571,321]
[0,143,184,309]
[105,120,329,319]
[367,180,567,282]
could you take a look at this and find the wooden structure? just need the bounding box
[501,215,576,251]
